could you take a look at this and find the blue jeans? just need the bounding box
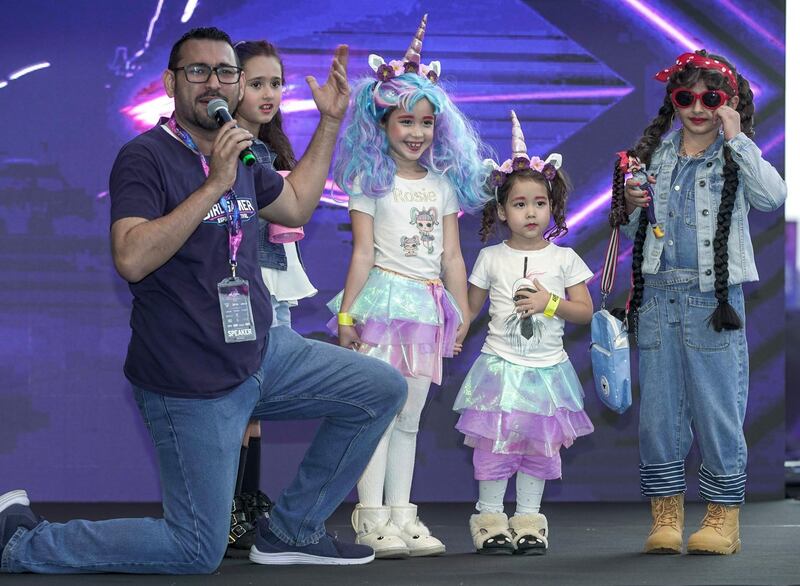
[636,270,749,504]
[2,327,406,574]
[270,294,292,329]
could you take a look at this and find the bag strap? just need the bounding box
[600,226,620,309]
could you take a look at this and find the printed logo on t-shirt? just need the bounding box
[505,269,547,352]
[202,197,258,226]
[407,207,438,255]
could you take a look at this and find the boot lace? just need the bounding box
[653,496,680,528]
[701,503,726,532]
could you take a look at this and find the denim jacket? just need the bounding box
[621,131,786,292]
[252,140,289,271]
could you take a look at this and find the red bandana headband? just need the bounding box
[654,52,738,93]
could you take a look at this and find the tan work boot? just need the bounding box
[687,503,741,555]
[644,494,684,554]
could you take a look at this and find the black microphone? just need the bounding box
[206,98,257,167]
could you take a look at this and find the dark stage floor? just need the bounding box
[3,500,799,585]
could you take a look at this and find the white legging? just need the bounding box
[476,473,546,515]
[357,376,431,506]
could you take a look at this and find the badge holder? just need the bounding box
[218,261,256,343]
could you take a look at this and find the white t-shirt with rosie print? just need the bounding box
[349,172,460,281]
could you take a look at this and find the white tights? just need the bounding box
[476,473,545,515]
[357,376,431,506]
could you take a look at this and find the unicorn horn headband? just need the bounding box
[486,110,562,197]
[368,14,441,83]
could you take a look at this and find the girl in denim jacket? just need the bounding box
[610,50,786,556]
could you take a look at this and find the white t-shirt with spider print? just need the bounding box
[349,172,460,281]
[470,241,593,367]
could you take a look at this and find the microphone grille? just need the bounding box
[207,98,229,117]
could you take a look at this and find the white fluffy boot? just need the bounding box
[351,504,409,559]
[390,504,445,557]
[469,512,515,555]
[509,513,548,555]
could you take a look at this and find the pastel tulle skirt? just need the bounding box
[327,266,461,385]
[453,353,593,457]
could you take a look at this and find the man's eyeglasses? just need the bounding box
[670,88,731,111]
[171,63,243,84]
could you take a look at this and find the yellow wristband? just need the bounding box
[338,312,355,326]
[543,294,561,318]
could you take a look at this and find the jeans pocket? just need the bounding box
[636,297,661,350]
[685,296,730,351]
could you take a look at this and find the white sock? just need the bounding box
[356,418,395,507]
[515,472,545,515]
[384,376,431,506]
[476,479,508,514]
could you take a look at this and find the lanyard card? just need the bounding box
[218,277,257,343]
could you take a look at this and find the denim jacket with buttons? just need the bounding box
[252,139,290,271]
[621,131,787,292]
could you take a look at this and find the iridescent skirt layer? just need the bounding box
[453,353,593,458]
[327,267,461,385]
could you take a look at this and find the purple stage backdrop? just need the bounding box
[0,0,786,502]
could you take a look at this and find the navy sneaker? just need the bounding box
[249,516,374,565]
[1,490,40,554]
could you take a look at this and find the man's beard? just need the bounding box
[186,93,239,132]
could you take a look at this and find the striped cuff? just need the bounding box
[698,464,746,504]
[640,460,686,497]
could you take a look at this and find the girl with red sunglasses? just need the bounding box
[609,50,786,556]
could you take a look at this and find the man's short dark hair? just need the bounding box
[168,27,238,69]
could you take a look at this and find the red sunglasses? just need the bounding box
[670,88,731,111]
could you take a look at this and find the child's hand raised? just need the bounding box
[714,104,741,141]
[514,279,551,317]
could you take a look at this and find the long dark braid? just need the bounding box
[703,51,751,331]
[609,155,630,228]
[626,95,674,329]
[708,145,741,330]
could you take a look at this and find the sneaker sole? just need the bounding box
[249,547,375,566]
[0,490,29,513]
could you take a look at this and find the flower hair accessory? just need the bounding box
[655,52,738,93]
[485,110,562,196]
[367,14,441,84]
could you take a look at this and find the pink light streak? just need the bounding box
[455,87,633,104]
[716,0,785,51]
[569,189,612,231]
[121,93,173,130]
[620,0,700,51]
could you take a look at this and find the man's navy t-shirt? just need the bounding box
[109,119,284,398]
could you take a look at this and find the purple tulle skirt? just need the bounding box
[327,267,462,384]
[454,353,593,457]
